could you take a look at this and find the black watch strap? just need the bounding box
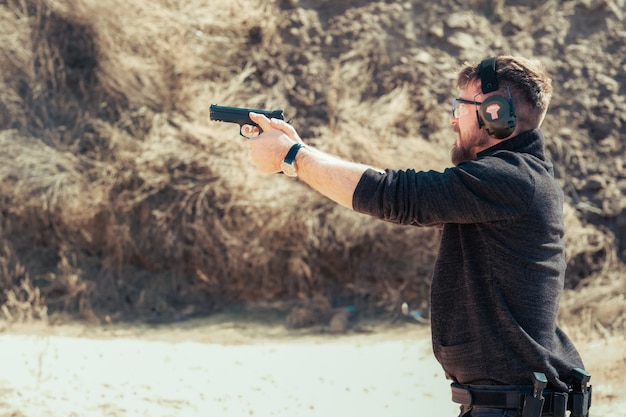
[283,143,303,164]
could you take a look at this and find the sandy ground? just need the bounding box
[0,316,624,417]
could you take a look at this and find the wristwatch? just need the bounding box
[280,143,303,177]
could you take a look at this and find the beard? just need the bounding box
[451,142,475,166]
[451,129,490,166]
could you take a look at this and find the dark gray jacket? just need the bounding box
[353,129,584,391]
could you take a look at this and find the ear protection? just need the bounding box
[476,57,517,139]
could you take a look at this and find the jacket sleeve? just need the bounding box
[352,155,536,226]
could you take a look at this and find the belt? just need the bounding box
[451,383,588,416]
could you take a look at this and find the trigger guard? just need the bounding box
[241,124,261,138]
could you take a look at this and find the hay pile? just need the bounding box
[0,0,623,333]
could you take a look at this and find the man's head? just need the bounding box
[450,55,553,165]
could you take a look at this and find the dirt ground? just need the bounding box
[0,317,624,417]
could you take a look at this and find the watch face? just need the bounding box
[281,161,298,177]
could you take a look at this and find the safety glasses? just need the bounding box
[452,97,482,119]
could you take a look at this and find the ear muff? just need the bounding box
[480,57,499,94]
[477,57,517,139]
[477,94,517,139]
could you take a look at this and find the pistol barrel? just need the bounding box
[209,104,285,125]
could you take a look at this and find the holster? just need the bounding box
[570,367,592,417]
[450,369,593,417]
[570,385,592,417]
[550,392,568,417]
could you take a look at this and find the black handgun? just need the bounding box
[209,104,286,138]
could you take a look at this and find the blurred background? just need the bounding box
[0,0,623,338]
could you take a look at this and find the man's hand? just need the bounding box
[246,112,303,174]
[247,111,371,210]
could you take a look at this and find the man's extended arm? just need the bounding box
[247,113,379,209]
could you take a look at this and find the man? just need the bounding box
[246,55,590,417]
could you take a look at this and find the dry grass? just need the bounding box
[0,0,623,341]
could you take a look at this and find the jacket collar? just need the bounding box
[477,129,546,160]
